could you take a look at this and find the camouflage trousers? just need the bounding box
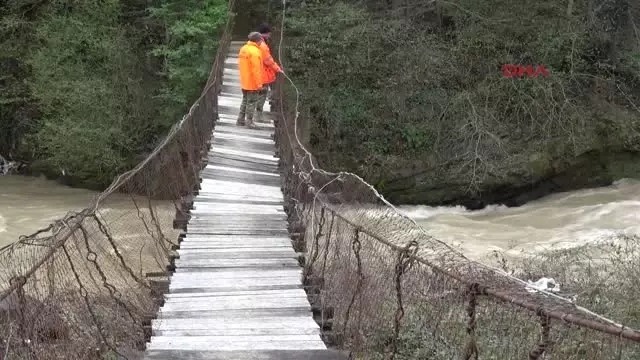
[237,89,260,126]
[256,82,274,114]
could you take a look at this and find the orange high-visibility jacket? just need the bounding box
[259,41,281,85]
[238,41,264,91]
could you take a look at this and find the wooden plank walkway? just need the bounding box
[143,41,346,359]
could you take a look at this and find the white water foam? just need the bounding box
[394,182,640,258]
[398,204,507,220]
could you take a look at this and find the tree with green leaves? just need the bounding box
[150,0,229,121]
[0,0,229,188]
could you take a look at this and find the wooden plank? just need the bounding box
[223,59,238,66]
[218,92,243,100]
[154,307,313,319]
[202,172,280,185]
[190,203,283,212]
[210,147,277,162]
[175,253,298,261]
[194,193,283,203]
[212,127,275,137]
[178,240,293,247]
[173,258,299,269]
[168,271,302,282]
[188,213,287,221]
[221,84,241,93]
[184,226,290,233]
[195,194,284,203]
[177,244,292,251]
[173,266,302,274]
[185,222,288,228]
[217,116,275,129]
[189,208,284,216]
[193,192,283,201]
[187,217,287,224]
[218,110,277,122]
[181,234,291,239]
[212,131,274,144]
[188,213,287,219]
[177,247,296,254]
[201,171,281,187]
[204,164,279,177]
[184,228,290,234]
[219,110,276,121]
[179,235,291,242]
[220,84,242,92]
[184,229,290,235]
[186,218,288,224]
[197,184,282,199]
[167,283,304,295]
[162,293,309,305]
[145,349,349,360]
[185,223,289,229]
[164,288,307,299]
[199,178,281,191]
[192,192,284,201]
[193,198,283,206]
[177,249,297,257]
[184,233,291,238]
[152,328,321,337]
[159,298,310,312]
[212,134,274,149]
[178,245,292,252]
[162,292,309,305]
[169,282,309,292]
[213,125,274,139]
[182,234,291,241]
[147,336,327,351]
[212,137,275,154]
[208,158,279,174]
[178,238,291,245]
[207,151,278,168]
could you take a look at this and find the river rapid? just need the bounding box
[1,175,639,259]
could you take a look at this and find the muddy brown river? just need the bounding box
[1,175,639,259]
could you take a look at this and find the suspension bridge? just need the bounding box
[1,3,640,360]
[142,41,346,360]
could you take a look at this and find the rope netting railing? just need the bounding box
[271,5,640,360]
[0,2,236,359]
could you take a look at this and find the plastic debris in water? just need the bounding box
[0,155,17,175]
[526,277,560,293]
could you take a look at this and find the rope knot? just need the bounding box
[351,228,362,254]
[397,240,419,274]
[9,276,27,287]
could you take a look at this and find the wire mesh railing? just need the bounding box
[0,2,236,359]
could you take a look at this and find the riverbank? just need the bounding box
[281,0,640,211]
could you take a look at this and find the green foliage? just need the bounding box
[0,0,229,187]
[26,4,134,184]
[282,0,640,203]
[150,0,228,120]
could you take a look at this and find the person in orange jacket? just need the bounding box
[255,24,283,122]
[237,32,264,128]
